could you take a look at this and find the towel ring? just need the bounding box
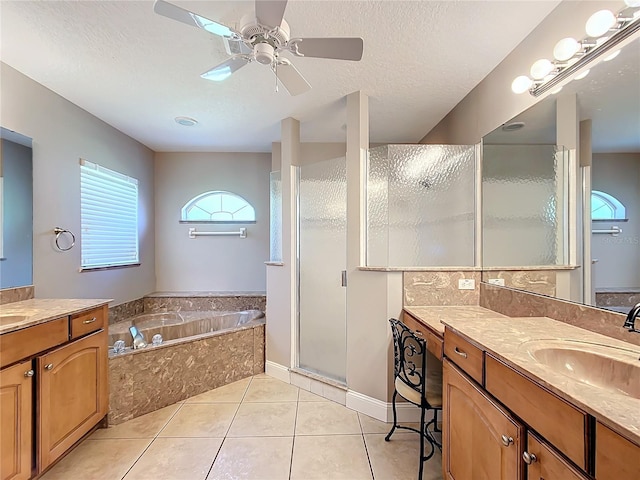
[53,227,76,252]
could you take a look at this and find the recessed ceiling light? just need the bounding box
[502,122,525,132]
[175,116,198,127]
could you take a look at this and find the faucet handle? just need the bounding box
[623,303,640,333]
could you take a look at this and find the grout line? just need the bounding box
[204,437,226,480]
[118,437,158,480]
[288,393,300,479]
[357,414,376,479]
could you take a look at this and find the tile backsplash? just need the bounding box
[403,271,480,306]
[0,285,34,305]
[481,270,556,297]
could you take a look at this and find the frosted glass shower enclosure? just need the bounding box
[367,144,476,267]
[297,156,347,383]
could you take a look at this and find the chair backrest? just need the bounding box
[389,318,427,395]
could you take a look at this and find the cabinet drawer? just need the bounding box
[0,318,69,368]
[402,313,443,360]
[596,422,640,480]
[444,328,483,384]
[485,354,587,470]
[70,306,105,339]
[525,432,589,480]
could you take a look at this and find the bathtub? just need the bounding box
[108,309,265,350]
[107,308,265,425]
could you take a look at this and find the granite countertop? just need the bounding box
[403,305,508,335]
[441,316,640,446]
[0,298,111,334]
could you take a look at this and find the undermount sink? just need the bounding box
[522,339,640,399]
[0,314,30,326]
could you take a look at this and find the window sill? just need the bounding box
[80,263,140,273]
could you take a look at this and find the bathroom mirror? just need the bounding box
[0,127,33,289]
[481,36,640,313]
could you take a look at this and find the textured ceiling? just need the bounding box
[0,0,561,152]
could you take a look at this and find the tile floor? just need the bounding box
[41,374,443,480]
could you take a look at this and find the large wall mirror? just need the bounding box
[0,127,33,289]
[481,35,640,313]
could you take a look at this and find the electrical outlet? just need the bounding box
[458,278,475,290]
[488,278,506,286]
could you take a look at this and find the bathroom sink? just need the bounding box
[0,314,30,326]
[522,339,640,399]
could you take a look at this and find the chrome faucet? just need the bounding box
[129,325,147,349]
[623,303,640,333]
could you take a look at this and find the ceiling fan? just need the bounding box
[153,0,364,95]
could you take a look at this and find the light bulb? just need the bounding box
[603,50,621,61]
[574,69,590,80]
[511,75,533,94]
[585,10,616,38]
[550,86,563,95]
[554,38,580,61]
[530,59,554,79]
[624,0,640,7]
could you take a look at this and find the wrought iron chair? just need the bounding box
[385,318,443,480]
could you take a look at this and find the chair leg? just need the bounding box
[418,406,426,480]
[385,390,399,441]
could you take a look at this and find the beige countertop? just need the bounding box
[0,298,111,334]
[441,315,640,446]
[403,305,508,335]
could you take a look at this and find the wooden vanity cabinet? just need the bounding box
[37,328,108,470]
[443,359,524,480]
[0,361,34,480]
[595,422,640,480]
[524,432,589,480]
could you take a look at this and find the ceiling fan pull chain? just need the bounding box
[274,61,279,93]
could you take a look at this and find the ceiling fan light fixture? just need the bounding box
[254,43,275,65]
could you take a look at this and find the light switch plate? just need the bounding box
[458,278,475,290]
[488,278,506,286]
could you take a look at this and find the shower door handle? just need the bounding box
[341,270,347,287]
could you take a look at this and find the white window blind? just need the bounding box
[80,159,139,269]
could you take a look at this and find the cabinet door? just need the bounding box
[443,359,524,480]
[37,329,107,471]
[1,361,33,480]
[525,432,588,480]
[596,422,640,480]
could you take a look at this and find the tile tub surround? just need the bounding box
[143,291,266,314]
[403,271,481,306]
[441,315,640,445]
[108,323,265,425]
[0,285,34,305]
[480,270,556,297]
[596,289,640,309]
[480,283,640,346]
[108,298,144,325]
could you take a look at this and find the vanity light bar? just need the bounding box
[513,4,640,97]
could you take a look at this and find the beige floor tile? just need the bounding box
[40,439,151,480]
[159,403,238,438]
[358,412,421,435]
[252,373,269,379]
[91,404,182,439]
[295,401,361,435]
[187,378,251,403]
[297,389,329,402]
[207,436,293,480]
[290,435,372,480]
[227,402,297,437]
[242,377,299,402]
[124,437,223,480]
[365,433,443,480]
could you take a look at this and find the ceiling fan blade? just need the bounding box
[290,38,364,61]
[275,60,311,96]
[154,0,237,38]
[201,57,250,82]
[255,0,288,27]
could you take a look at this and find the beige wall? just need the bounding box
[0,63,155,305]
[154,151,271,292]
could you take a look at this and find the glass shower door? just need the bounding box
[297,156,347,383]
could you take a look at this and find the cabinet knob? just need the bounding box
[523,451,538,464]
[24,369,34,377]
[501,434,514,446]
[44,363,53,371]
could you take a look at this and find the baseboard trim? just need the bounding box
[265,361,290,383]
[346,390,432,423]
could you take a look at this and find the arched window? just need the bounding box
[591,190,626,221]
[181,191,256,223]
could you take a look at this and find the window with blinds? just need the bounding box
[80,159,139,270]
